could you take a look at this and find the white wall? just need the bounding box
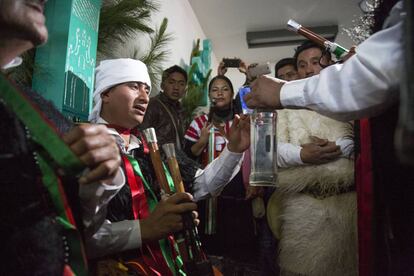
[114,0,218,94]
[150,0,218,72]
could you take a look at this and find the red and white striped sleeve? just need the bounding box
[184,115,208,142]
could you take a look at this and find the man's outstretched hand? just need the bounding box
[227,114,250,153]
[244,75,285,110]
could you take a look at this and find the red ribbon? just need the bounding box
[356,118,373,276]
[122,154,174,276]
[122,155,149,219]
[135,130,149,155]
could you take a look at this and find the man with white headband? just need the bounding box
[86,58,250,275]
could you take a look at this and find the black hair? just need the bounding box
[372,0,399,32]
[161,65,188,83]
[274,58,296,77]
[293,40,330,69]
[208,75,234,94]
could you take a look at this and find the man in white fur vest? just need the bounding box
[267,41,356,276]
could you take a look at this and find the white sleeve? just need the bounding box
[277,142,304,168]
[79,168,143,258]
[336,136,354,159]
[192,146,243,201]
[85,219,142,259]
[280,20,403,121]
[80,168,125,230]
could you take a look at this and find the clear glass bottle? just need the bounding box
[249,109,278,186]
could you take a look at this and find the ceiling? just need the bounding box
[188,0,363,66]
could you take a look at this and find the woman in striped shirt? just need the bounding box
[184,75,259,274]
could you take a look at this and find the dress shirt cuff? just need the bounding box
[336,137,354,159]
[99,168,126,192]
[193,146,243,200]
[280,79,307,108]
[277,143,304,168]
[86,219,142,259]
[80,168,125,228]
[289,145,304,165]
[112,220,142,251]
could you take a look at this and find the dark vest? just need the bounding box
[369,104,414,275]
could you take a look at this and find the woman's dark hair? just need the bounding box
[208,75,234,94]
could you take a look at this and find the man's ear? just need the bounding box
[101,89,111,103]
[324,53,333,65]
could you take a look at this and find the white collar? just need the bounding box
[95,117,141,154]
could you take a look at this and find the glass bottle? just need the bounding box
[249,109,278,186]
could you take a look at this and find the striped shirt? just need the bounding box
[184,114,232,153]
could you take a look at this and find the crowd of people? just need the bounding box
[0,0,412,275]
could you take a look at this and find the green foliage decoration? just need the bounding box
[99,0,173,89]
[181,38,212,126]
[133,17,172,89]
[98,0,158,56]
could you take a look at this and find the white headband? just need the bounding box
[89,58,151,122]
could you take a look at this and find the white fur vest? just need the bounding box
[267,109,357,276]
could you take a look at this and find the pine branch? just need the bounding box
[98,0,159,55]
[138,17,173,88]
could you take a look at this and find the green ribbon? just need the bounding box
[0,74,87,275]
[126,155,185,276]
[332,44,349,60]
[0,74,84,175]
[37,153,87,275]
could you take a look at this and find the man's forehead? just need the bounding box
[211,80,230,87]
[298,48,323,60]
[278,64,295,74]
[166,72,186,81]
[279,64,295,71]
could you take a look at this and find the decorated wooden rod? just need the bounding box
[142,128,171,195]
[162,143,186,193]
[142,132,193,271]
[162,143,191,263]
[162,143,218,276]
[287,19,349,60]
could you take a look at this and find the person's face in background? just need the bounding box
[0,0,48,46]
[276,64,299,81]
[209,78,233,110]
[101,82,150,128]
[296,47,331,79]
[161,72,187,101]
